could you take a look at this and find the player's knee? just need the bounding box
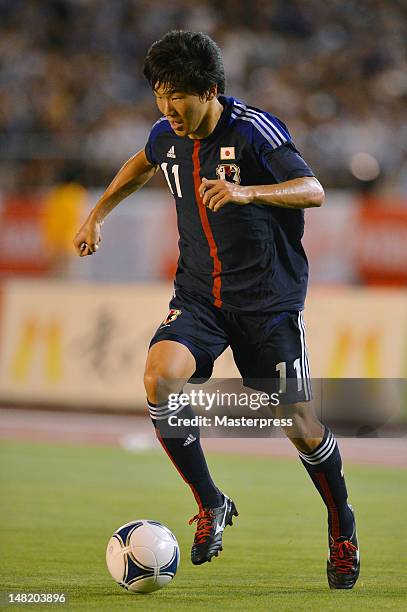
[144,341,196,404]
[277,402,323,442]
[143,363,185,404]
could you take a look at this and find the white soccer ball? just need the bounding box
[106,520,180,594]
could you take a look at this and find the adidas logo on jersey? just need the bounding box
[167,146,176,158]
[183,434,197,446]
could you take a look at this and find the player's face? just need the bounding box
[153,85,212,138]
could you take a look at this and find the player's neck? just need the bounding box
[188,98,224,140]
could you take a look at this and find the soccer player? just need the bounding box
[74,31,360,589]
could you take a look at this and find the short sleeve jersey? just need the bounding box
[145,96,315,313]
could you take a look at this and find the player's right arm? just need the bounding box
[73,149,157,256]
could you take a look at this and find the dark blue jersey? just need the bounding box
[145,96,315,312]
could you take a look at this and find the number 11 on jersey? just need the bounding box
[161,163,183,197]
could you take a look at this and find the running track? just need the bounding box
[0,408,406,467]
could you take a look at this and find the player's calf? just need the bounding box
[280,405,360,588]
[144,341,224,520]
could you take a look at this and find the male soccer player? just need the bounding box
[74,31,360,589]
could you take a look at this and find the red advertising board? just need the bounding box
[356,203,407,285]
[0,195,50,276]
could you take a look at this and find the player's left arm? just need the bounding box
[200,140,324,212]
[200,175,324,212]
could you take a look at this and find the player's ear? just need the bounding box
[204,85,218,102]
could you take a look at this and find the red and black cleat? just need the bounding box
[189,495,238,565]
[327,527,360,589]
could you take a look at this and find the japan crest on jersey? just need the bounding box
[216,163,241,184]
[161,309,182,327]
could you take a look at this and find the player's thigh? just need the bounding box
[145,287,228,402]
[232,311,312,405]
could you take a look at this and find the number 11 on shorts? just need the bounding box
[276,358,303,394]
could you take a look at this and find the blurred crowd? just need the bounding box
[1,0,406,192]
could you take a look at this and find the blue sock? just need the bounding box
[148,397,222,510]
[299,427,355,540]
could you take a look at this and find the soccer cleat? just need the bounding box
[327,510,360,589]
[188,494,238,565]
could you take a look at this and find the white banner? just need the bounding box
[0,280,406,409]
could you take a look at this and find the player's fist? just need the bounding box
[73,216,102,256]
[199,177,253,212]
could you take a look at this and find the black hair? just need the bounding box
[143,30,226,96]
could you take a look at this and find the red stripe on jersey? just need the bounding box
[192,140,222,308]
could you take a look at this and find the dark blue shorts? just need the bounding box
[149,286,312,404]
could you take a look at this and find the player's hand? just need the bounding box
[199,178,253,212]
[73,216,103,257]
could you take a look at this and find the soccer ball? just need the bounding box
[106,520,180,594]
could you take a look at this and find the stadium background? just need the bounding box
[0,1,406,610]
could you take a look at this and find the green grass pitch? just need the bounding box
[0,440,406,611]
